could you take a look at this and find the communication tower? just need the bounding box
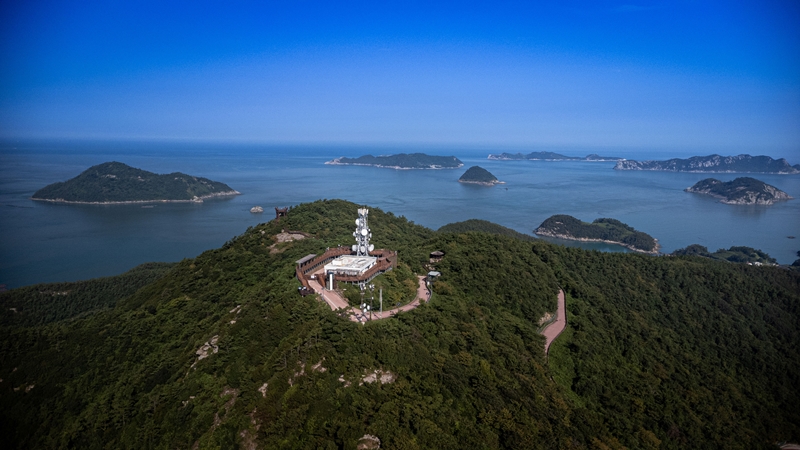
[352,208,374,256]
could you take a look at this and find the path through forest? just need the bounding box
[541,290,566,354]
[308,274,431,323]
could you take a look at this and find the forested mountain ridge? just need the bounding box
[1,199,798,449]
[614,154,800,174]
[32,162,240,203]
[488,152,621,161]
[0,262,175,327]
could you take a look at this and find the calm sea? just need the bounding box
[1,140,799,289]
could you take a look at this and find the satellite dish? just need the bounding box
[360,246,366,253]
[360,228,368,236]
[355,219,360,226]
[368,244,374,251]
[351,245,358,251]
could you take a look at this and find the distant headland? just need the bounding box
[488,151,622,161]
[458,166,504,186]
[325,153,463,169]
[672,244,778,265]
[614,154,800,174]
[32,162,240,204]
[535,214,659,254]
[685,177,792,205]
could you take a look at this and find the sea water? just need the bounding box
[1,140,799,288]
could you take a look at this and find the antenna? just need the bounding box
[353,207,372,257]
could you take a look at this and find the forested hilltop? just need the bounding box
[1,199,798,449]
[535,214,659,253]
[32,162,239,203]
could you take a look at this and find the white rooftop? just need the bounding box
[324,255,377,276]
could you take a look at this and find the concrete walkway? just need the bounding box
[308,274,431,323]
[541,290,567,355]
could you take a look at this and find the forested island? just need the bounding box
[32,162,239,204]
[488,151,621,161]
[325,153,463,169]
[458,166,503,185]
[672,244,778,265]
[614,154,800,174]
[685,177,792,205]
[534,214,659,253]
[2,200,798,449]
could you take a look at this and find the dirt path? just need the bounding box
[541,290,566,355]
[308,274,431,323]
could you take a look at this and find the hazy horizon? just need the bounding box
[2,1,799,157]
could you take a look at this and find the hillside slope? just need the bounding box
[1,200,798,449]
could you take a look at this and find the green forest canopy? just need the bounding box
[1,199,798,449]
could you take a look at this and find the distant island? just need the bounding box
[614,154,800,174]
[535,214,659,254]
[458,166,503,186]
[488,151,622,161]
[325,153,463,169]
[32,162,240,204]
[672,244,777,265]
[685,177,792,205]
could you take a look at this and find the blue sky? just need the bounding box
[1,0,798,155]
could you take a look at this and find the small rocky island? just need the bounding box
[488,151,621,161]
[325,153,463,169]
[535,214,659,254]
[32,162,240,204]
[685,177,792,205]
[614,154,800,174]
[458,166,503,186]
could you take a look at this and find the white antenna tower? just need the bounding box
[352,208,374,256]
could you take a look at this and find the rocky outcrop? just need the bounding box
[685,177,793,205]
